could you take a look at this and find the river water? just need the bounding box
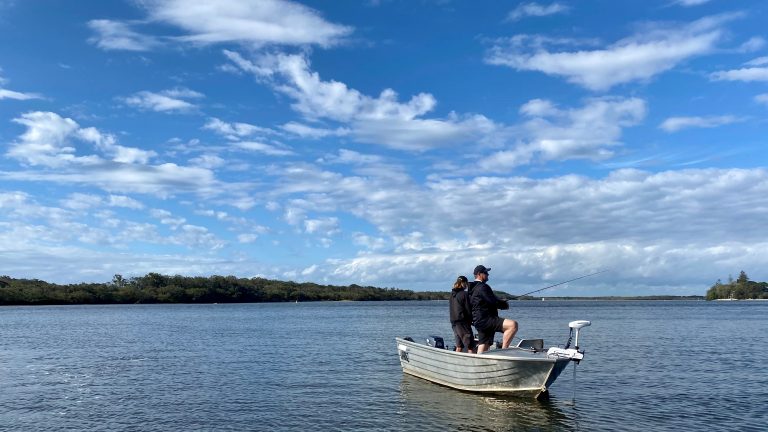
[1,300,766,431]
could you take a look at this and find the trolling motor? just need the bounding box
[547,320,591,362]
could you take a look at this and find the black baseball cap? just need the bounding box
[473,265,491,275]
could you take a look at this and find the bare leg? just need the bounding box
[501,319,518,349]
[476,343,488,354]
[455,346,463,352]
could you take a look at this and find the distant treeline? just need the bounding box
[0,273,715,306]
[0,273,449,306]
[705,271,768,300]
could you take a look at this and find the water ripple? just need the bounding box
[0,301,766,431]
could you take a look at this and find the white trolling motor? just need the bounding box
[546,320,591,362]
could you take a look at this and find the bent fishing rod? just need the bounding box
[511,269,609,299]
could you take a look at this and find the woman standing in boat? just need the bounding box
[449,275,476,353]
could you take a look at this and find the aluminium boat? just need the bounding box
[396,320,591,399]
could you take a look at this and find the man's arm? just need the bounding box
[484,284,509,309]
[476,284,499,305]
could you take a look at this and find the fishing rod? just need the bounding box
[512,269,609,299]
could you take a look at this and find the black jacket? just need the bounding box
[469,280,508,328]
[449,288,472,324]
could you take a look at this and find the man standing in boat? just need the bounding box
[469,265,518,354]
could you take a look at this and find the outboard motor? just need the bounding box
[427,335,445,349]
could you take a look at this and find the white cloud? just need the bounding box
[0,193,247,281]
[150,208,186,229]
[238,233,258,243]
[87,19,161,51]
[745,56,768,67]
[482,97,646,170]
[506,2,569,22]
[111,145,158,164]
[61,193,103,210]
[149,0,353,47]
[738,37,766,53]
[189,154,226,169]
[486,14,734,90]
[321,149,385,165]
[202,117,293,157]
[0,111,224,197]
[108,194,145,209]
[231,51,437,122]
[76,163,220,197]
[77,127,156,164]
[281,121,350,139]
[0,192,131,249]
[8,111,84,167]
[351,114,497,152]
[519,98,558,116]
[284,206,307,226]
[0,88,42,100]
[674,0,712,6]
[122,88,204,112]
[234,141,295,156]
[659,115,743,132]
[7,112,157,167]
[224,50,499,151]
[262,163,768,263]
[304,217,339,236]
[203,117,273,140]
[709,56,768,81]
[44,192,145,213]
[301,264,318,276]
[279,167,768,292]
[89,0,352,51]
[0,198,237,276]
[0,238,242,283]
[195,208,269,242]
[352,233,388,251]
[755,93,768,106]
[4,163,768,293]
[710,67,768,82]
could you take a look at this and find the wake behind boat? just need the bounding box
[396,320,591,399]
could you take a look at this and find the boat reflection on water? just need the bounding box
[397,374,575,431]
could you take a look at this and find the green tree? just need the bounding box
[705,270,767,300]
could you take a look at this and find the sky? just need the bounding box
[1,0,767,296]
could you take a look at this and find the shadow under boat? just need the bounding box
[397,373,573,431]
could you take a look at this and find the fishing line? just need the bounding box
[512,269,609,299]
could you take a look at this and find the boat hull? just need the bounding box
[396,337,571,398]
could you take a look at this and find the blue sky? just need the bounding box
[1,0,767,295]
